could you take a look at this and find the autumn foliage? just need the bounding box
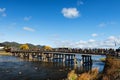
[67,70,77,80]
[43,46,52,51]
[67,68,99,80]
[102,56,120,80]
[20,44,29,50]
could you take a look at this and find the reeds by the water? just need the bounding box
[102,56,120,80]
[67,56,120,80]
[67,68,99,80]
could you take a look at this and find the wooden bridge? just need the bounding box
[10,48,120,65]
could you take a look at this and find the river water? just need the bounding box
[0,54,106,80]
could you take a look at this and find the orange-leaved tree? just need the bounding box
[43,46,52,51]
[20,44,29,50]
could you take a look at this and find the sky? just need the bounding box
[0,0,120,48]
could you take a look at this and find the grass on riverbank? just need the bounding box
[67,56,120,80]
[100,58,106,62]
[0,51,12,56]
[102,56,120,80]
[67,68,99,80]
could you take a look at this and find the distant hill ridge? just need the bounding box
[0,41,44,49]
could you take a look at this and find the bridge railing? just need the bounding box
[10,48,119,56]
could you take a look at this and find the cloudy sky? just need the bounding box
[0,0,120,48]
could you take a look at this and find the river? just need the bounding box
[0,54,106,80]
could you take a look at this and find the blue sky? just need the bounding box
[0,0,120,48]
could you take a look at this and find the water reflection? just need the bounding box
[0,55,105,80]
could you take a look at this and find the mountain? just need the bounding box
[0,41,43,49]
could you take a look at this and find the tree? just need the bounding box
[4,45,11,52]
[20,44,29,50]
[43,46,52,51]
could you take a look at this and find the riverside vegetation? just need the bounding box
[67,68,99,80]
[67,56,120,80]
[1,42,120,80]
[102,56,120,80]
[0,51,11,56]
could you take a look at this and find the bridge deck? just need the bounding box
[10,50,113,56]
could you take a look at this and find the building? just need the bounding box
[0,43,5,51]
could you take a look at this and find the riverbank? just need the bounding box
[0,51,12,56]
[67,56,120,80]
[67,68,99,80]
[102,56,120,80]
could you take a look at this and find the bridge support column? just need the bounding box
[20,53,24,58]
[11,52,15,56]
[62,54,65,62]
[29,54,33,60]
[15,53,19,57]
[50,53,53,62]
[82,55,92,65]
[89,56,92,64]
[43,53,48,62]
[73,54,77,64]
[57,54,59,62]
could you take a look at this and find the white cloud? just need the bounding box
[98,23,106,27]
[77,0,84,6]
[108,36,116,41]
[0,33,5,36]
[92,33,98,37]
[24,16,32,21]
[2,13,7,17]
[61,8,80,18]
[0,8,7,17]
[98,21,116,27]
[76,40,87,45]
[0,8,6,12]
[53,36,120,48]
[109,21,116,25]
[88,39,96,43]
[23,27,35,32]
[100,41,115,48]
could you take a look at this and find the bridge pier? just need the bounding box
[11,51,94,66]
[62,54,65,62]
[24,53,29,58]
[20,53,24,58]
[73,54,77,64]
[82,55,92,65]
[14,53,19,57]
[50,53,53,62]
[29,53,33,60]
